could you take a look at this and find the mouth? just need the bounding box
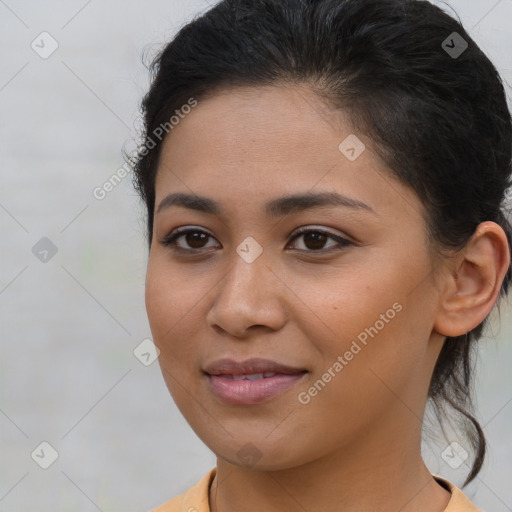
[203,358,308,405]
[222,372,282,380]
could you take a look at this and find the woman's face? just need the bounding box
[145,84,446,470]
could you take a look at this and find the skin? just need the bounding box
[145,84,510,512]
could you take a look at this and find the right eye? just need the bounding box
[160,227,220,252]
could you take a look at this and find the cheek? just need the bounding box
[290,263,402,351]
[145,254,198,331]
[293,255,434,393]
[145,253,231,394]
[145,267,170,340]
[145,258,197,362]
[145,264,204,410]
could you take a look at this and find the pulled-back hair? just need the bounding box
[129,0,512,486]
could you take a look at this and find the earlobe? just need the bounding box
[433,221,510,338]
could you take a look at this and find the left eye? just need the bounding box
[160,227,352,252]
[287,228,352,251]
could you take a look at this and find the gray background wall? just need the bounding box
[0,1,511,510]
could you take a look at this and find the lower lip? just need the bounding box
[206,373,307,405]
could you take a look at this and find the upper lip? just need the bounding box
[203,358,308,376]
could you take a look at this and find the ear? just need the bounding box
[433,221,510,337]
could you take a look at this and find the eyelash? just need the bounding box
[159,226,353,254]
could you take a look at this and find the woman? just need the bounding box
[129,0,512,510]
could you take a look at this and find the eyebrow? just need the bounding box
[156,191,377,218]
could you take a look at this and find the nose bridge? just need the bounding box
[224,239,273,301]
[207,240,285,333]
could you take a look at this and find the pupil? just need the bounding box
[304,232,326,250]
[188,232,208,248]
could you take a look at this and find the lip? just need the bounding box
[203,358,308,405]
[203,358,307,376]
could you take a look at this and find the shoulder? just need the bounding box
[151,468,216,512]
[433,475,484,512]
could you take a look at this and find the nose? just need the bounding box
[206,248,288,338]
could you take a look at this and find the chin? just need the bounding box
[205,433,309,472]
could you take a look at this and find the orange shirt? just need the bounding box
[152,468,483,511]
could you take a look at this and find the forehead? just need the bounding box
[167,84,350,144]
[154,84,424,225]
[156,84,359,185]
